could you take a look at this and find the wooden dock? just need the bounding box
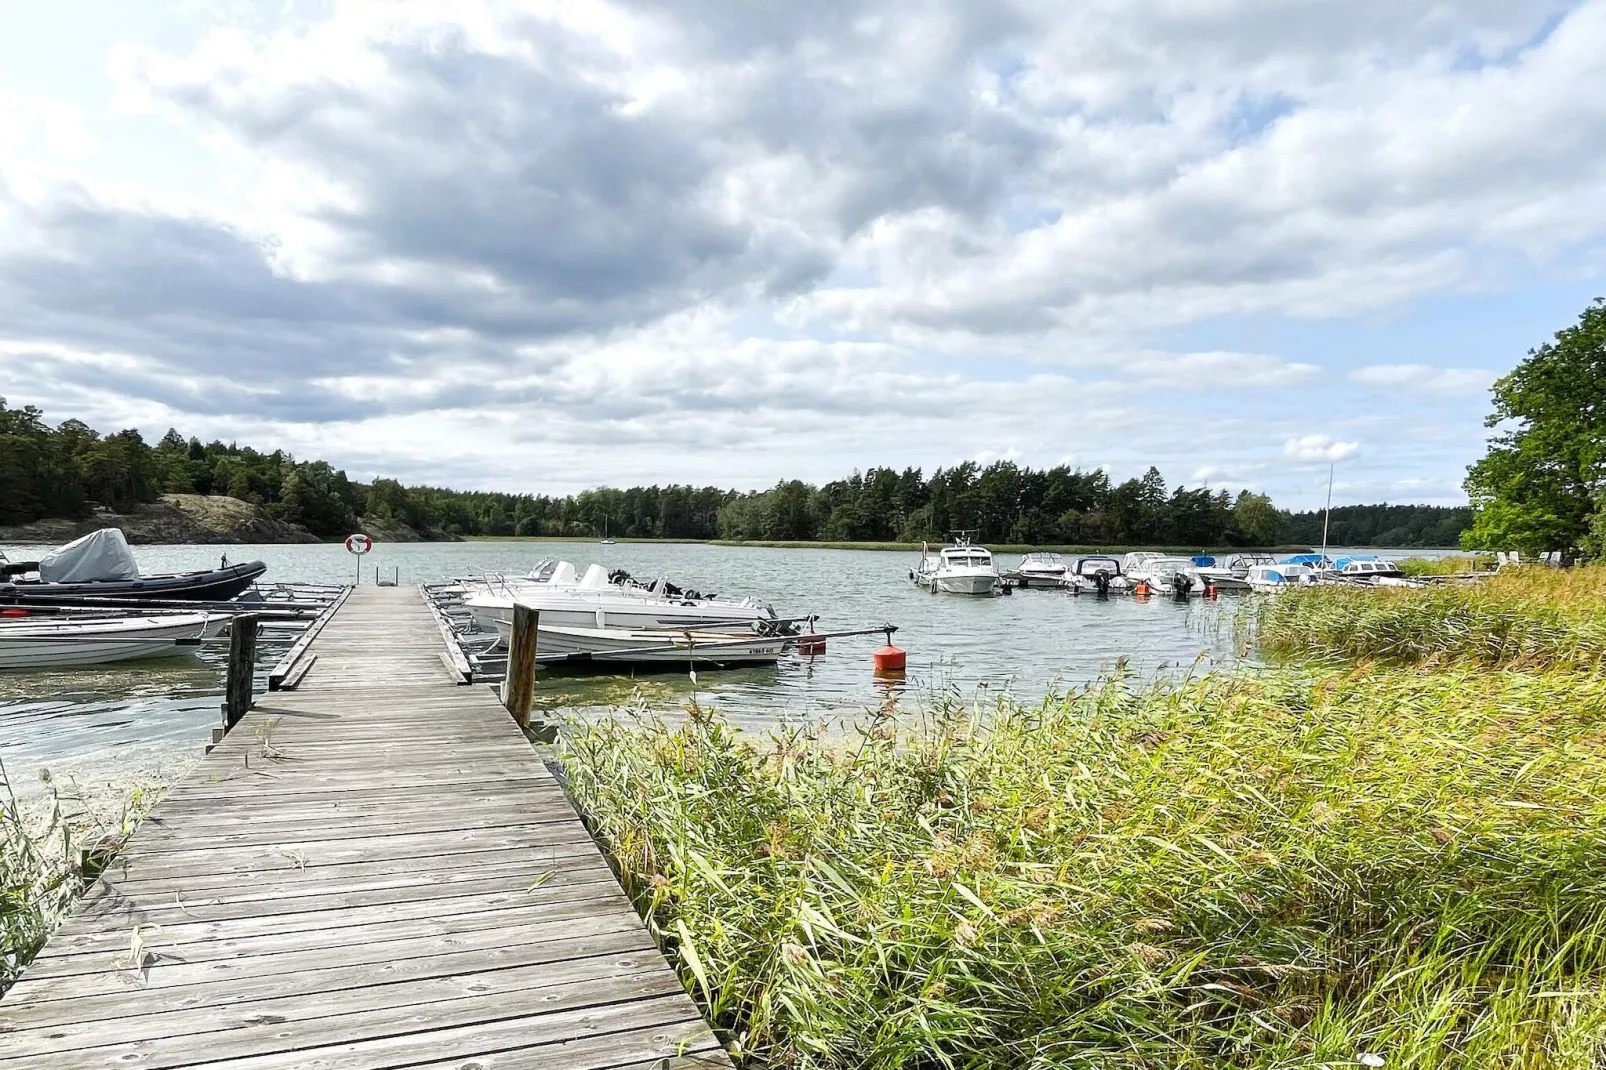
[0,586,729,1069]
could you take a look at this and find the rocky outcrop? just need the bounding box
[0,496,463,546]
[357,516,424,543]
[357,516,463,543]
[0,495,321,545]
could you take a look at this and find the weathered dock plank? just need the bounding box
[0,585,728,1069]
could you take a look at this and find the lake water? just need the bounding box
[0,541,1460,792]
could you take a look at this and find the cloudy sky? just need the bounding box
[1,1,1603,509]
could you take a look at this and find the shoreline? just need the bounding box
[465,535,1470,554]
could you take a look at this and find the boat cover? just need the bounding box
[38,529,140,583]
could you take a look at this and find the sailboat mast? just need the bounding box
[1319,461,1334,563]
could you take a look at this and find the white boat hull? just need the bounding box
[0,613,225,671]
[921,572,999,595]
[467,595,774,635]
[492,619,785,665]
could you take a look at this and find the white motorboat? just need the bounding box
[1325,558,1416,587]
[0,611,226,671]
[1244,563,1319,592]
[465,563,778,634]
[1067,555,1132,593]
[1122,551,1166,575]
[1188,555,1254,593]
[913,538,1000,596]
[1013,552,1069,588]
[490,617,786,666]
[1131,556,1204,596]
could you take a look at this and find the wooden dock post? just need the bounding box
[222,613,259,731]
[502,604,539,727]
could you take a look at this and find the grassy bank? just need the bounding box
[558,572,1606,1067]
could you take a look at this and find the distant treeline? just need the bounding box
[1281,504,1473,549]
[0,398,1468,547]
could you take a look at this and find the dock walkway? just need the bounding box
[0,586,727,1069]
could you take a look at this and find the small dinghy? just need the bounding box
[0,611,227,671]
[0,529,267,605]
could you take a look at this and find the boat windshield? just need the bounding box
[1076,557,1121,575]
[1022,553,1064,565]
[942,550,993,566]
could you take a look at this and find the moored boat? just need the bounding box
[1244,563,1318,592]
[1067,555,1131,593]
[1325,558,1416,586]
[1012,552,1069,588]
[489,617,786,667]
[0,611,226,671]
[0,529,266,605]
[1130,556,1204,596]
[465,562,778,633]
[913,536,1000,596]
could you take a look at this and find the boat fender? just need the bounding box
[873,644,906,675]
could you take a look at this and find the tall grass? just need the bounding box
[1,762,156,992]
[1248,567,1606,669]
[561,668,1606,1068]
[1395,556,1485,577]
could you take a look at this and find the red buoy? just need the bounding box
[797,635,826,655]
[873,644,907,674]
[0,608,28,617]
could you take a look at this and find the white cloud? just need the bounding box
[1348,364,1497,396]
[0,0,1591,508]
[1284,434,1361,462]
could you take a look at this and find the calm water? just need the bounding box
[0,540,1461,787]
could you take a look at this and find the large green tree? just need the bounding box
[1463,298,1606,555]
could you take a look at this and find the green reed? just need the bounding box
[560,667,1606,1068]
[1246,568,1606,669]
[1,762,156,992]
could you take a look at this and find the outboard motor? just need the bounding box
[1171,572,1194,599]
[1093,569,1112,598]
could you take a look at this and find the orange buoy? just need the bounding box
[873,644,907,674]
[1133,582,1150,597]
[1205,584,1218,600]
[798,635,826,655]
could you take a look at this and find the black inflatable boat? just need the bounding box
[0,560,268,604]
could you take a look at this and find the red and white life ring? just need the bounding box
[344,533,374,555]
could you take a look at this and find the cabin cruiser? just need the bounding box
[1066,555,1131,593]
[913,538,1000,596]
[1013,553,1069,588]
[1243,563,1318,593]
[464,562,779,634]
[1327,558,1414,586]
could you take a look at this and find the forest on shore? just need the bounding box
[1,398,1468,548]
